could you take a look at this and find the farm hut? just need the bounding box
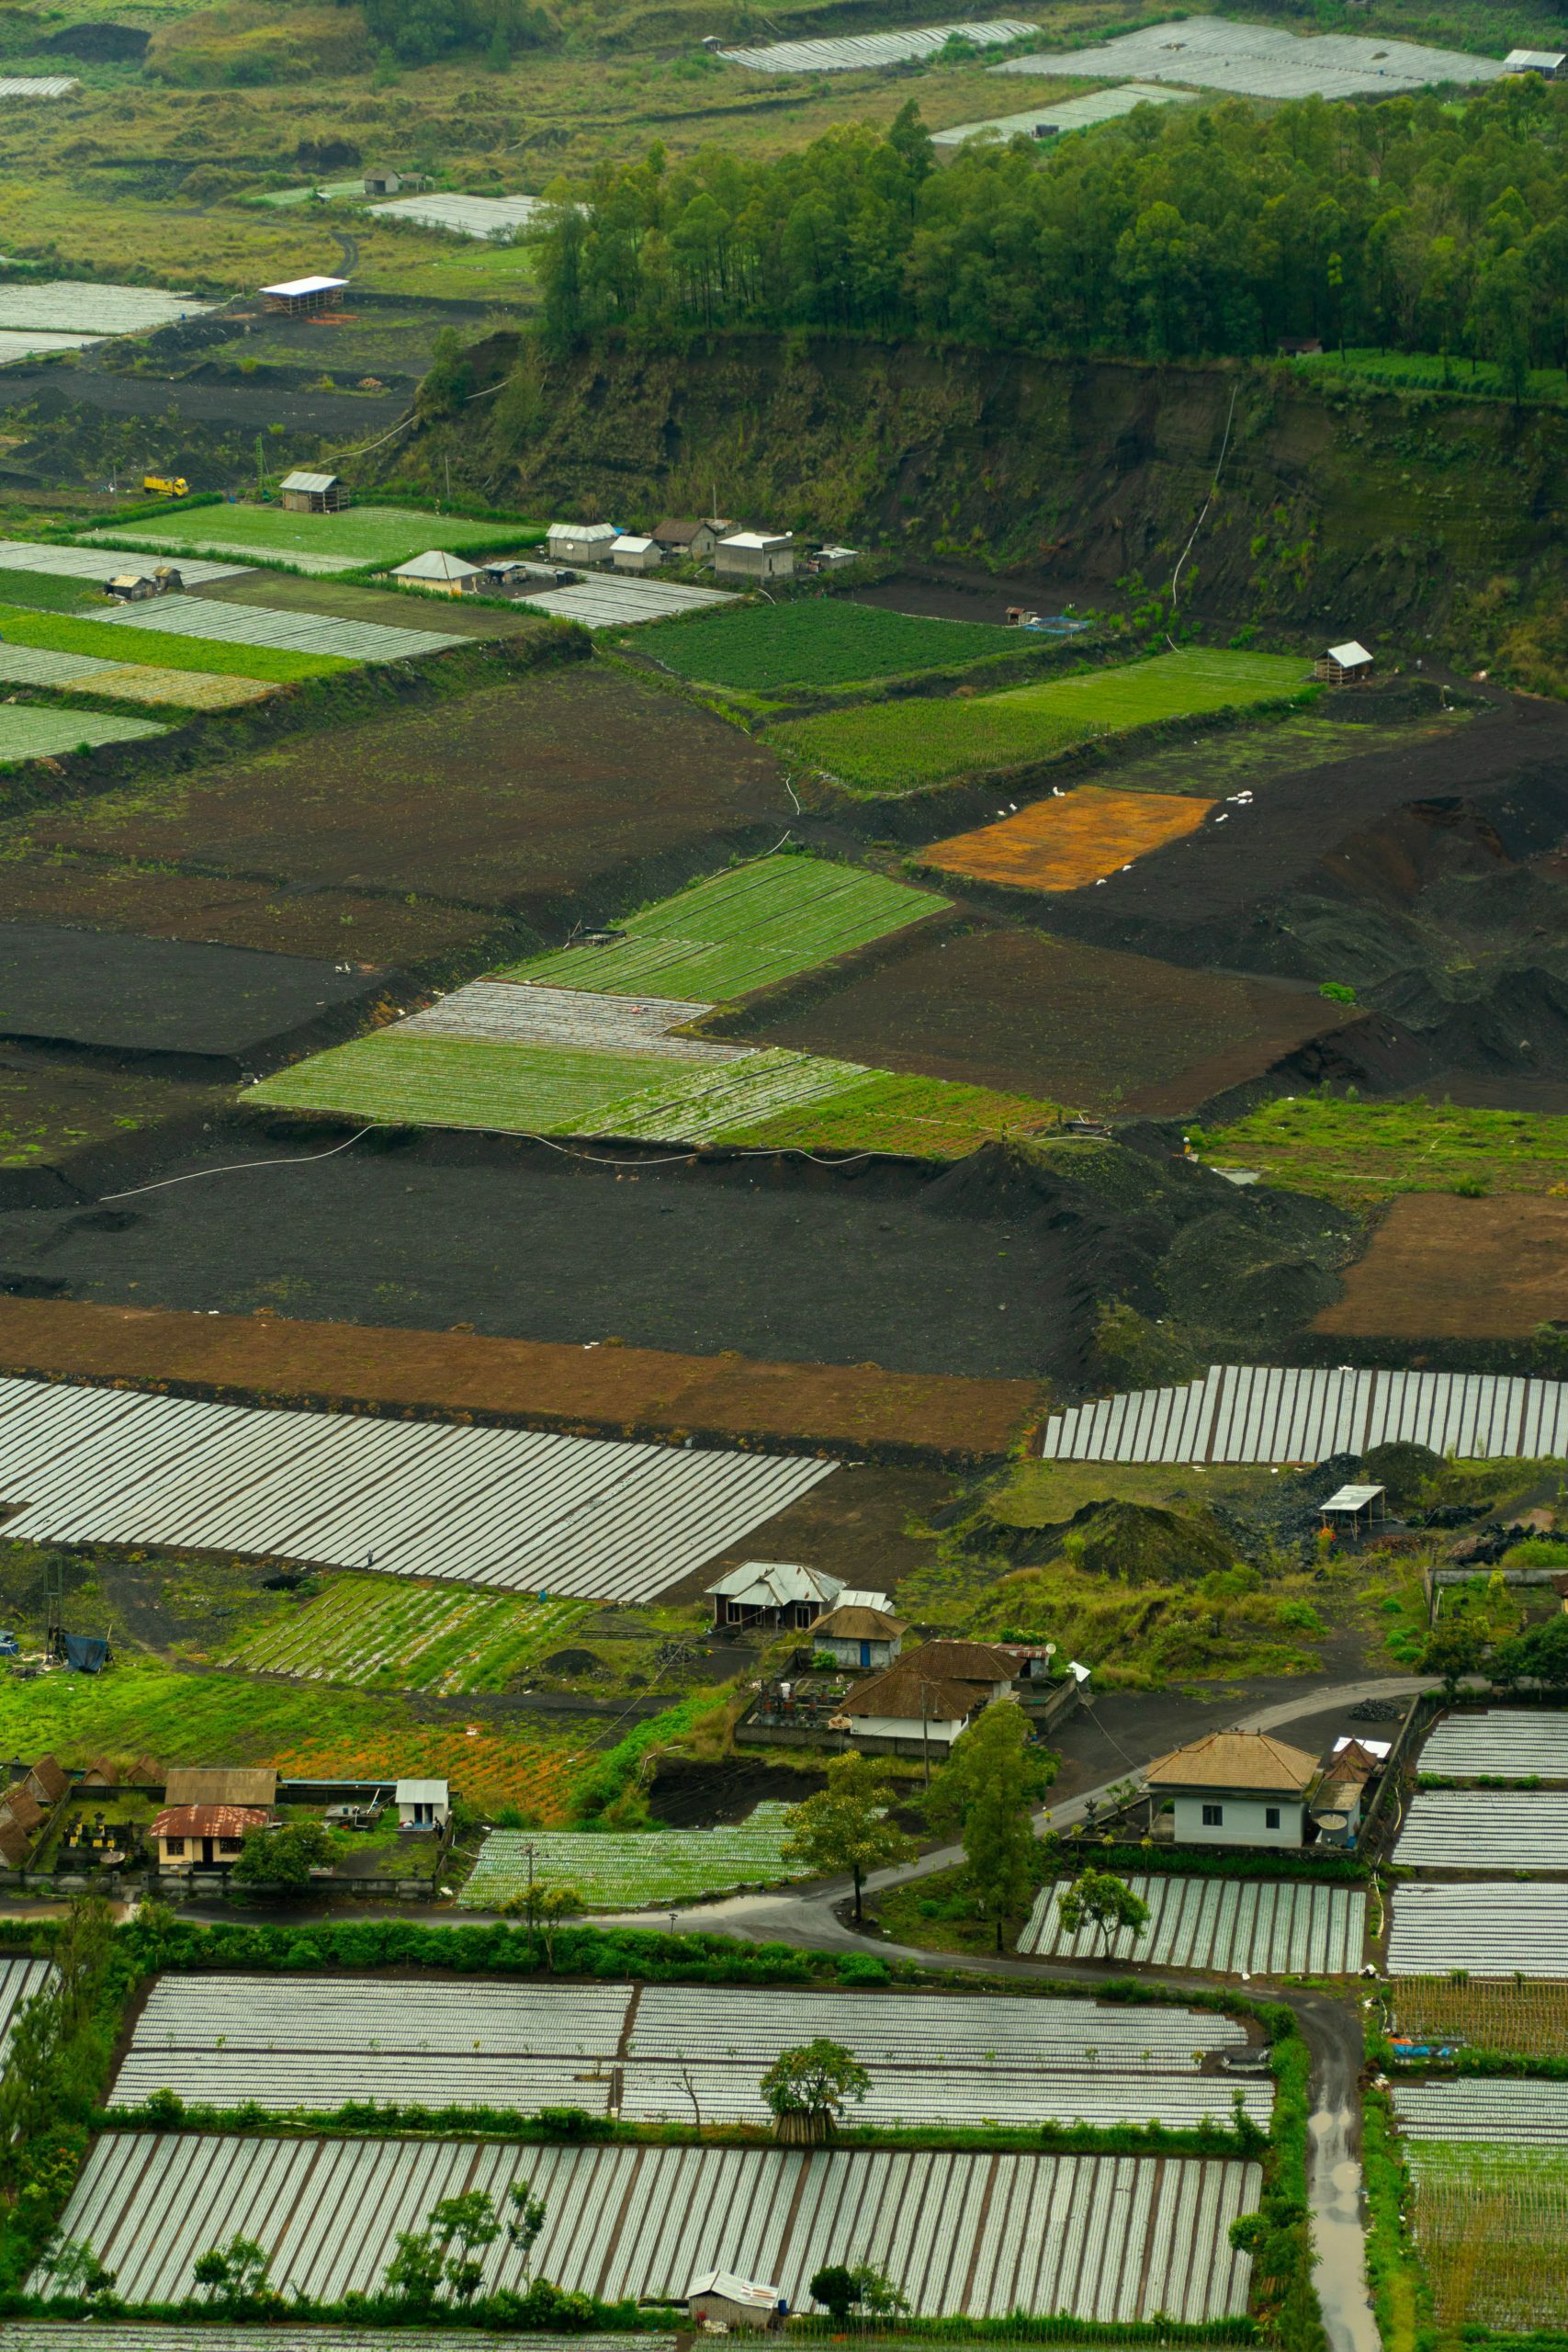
[1309,1737,1382,1849]
[25,1754,68,1807]
[0,1788,42,1838]
[808,1602,907,1671]
[390,548,487,595]
[81,1758,120,1789]
[706,1560,843,1631]
[483,556,555,590]
[1504,48,1565,74]
[1319,1482,1387,1536]
[395,1777,449,1831]
[686,2270,783,2329]
[164,1765,277,1809]
[152,1803,271,1871]
[815,545,859,569]
[0,1817,28,1871]
[260,275,348,316]
[106,572,162,602]
[1277,336,1324,356]
[842,1651,1015,1752]
[1145,1730,1317,1849]
[714,530,795,582]
[279,468,349,514]
[1314,639,1373,685]
[611,533,663,572]
[546,521,618,566]
[653,516,729,560]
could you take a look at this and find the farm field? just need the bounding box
[0,607,346,683]
[0,920,378,1058]
[461,1807,802,1905]
[1392,1979,1568,2058]
[196,568,545,639]
[0,1652,583,1813]
[1314,1193,1568,1338]
[93,594,464,665]
[0,1061,225,1183]
[1021,1875,1366,1975]
[0,1298,1044,1459]
[1389,1885,1568,1981]
[726,925,1349,1112]
[771,650,1312,793]
[0,662,276,711]
[500,854,947,1001]
[217,1577,588,1694]
[87,503,542,573]
[920,786,1212,892]
[1395,2082,1568,2147]
[16,666,786,916]
[637,597,1021,691]
[247,1033,691,1134]
[1201,1098,1568,1206]
[1418,1710,1568,1781]
[42,2134,1262,2318]
[0,855,500,964]
[1407,2142,1568,2330]
[0,706,164,759]
[1394,1792,1568,1871]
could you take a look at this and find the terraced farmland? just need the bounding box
[501,855,946,1001]
[1394,2081,1568,2148]
[0,645,274,708]
[400,982,749,1062]
[637,599,1021,691]
[0,707,166,759]
[216,1577,588,1694]
[1021,1874,1365,1975]
[772,649,1312,794]
[43,2135,1263,2317]
[1407,2142,1568,2330]
[461,1808,800,1906]
[1418,1709,1568,1781]
[97,594,463,664]
[246,1034,687,1134]
[921,786,1212,892]
[1392,1979,1568,2058]
[88,503,539,573]
[1394,1792,1568,1871]
[0,608,346,683]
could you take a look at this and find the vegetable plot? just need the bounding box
[1408,2141,1568,2330]
[461,1806,801,1906]
[218,1577,588,1695]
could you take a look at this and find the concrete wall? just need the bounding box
[1170,1792,1304,1849]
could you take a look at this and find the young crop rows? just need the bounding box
[0,708,165,759]
[638,598,1020,691]
[45,2134,1262,2317]
[1021,1874,1365,1976]
[1392,1977,1568,2057]
[721,18,1031,70]
[97,594,463,664]
[400,982,749,1063]
[1394,1792,1568,1872]
[460,1808,802,1906]
[111,1974,1269,2132]
[1419,1709,1568,1781]
[503,855,944,1004]
[1394,2082,1568,2147]
[1407,2141,1568,2330]
[219,1577,587,1695]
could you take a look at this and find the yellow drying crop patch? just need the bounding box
[922,786,1212,892]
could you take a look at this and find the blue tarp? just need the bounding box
[62,1634,108,1674]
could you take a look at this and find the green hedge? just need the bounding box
[6,2280,673,2332]
[1054,1838,1369,1885]
[1361,2086,1436,2352]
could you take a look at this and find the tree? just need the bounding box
[760,2039,870,2143]
[781,1751,914,1923]
[38,2233,115,2300]
[499,1877,584,1963]
[1419,1617,1490,1698]
[1056,1868,1151,1957]
[231,1817,333,1894]
[191,2235,274,2309]
[1496,1615,1568,1689]
[927,1698,1053,1951]
[431,2188,502,2305]
[810,2261,910,2320]
[385,2227,446,2310]
[507,2177,547,2282]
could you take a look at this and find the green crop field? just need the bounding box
[500,854,946,1001]
[0,609,348,684]
[461,1805,803,1908]
[0,707,166,760]
[739,1069,1058,1155]
[637,598,1021,692]
[86,503,544,572]
[245,1035,683,1132]
[219,1577,588,1696]
[1408,2143,1568,2331]
[772,649,1313,794]
[1197,1097,1568,1205]
[1295,348,1568,404]
[0,570,111,616]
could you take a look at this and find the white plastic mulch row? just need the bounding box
[0,78,77,98]
[1021,1875,1366,1977]
[1394,1791,1568,1872]
[0,1957,53,2060]
[0,2334,665,2352]
[96,595,464,663]
[1393,2080,1568,2147]
[0,1374,838,1603]
[933,82,1197,143]
[998,16,1507,99]
[399,981,750,1064]
[0,332,98,364]
[520,577,737,628]
[1039,1363,1568,1463]
[626,1984,1247,2064]
[1389,1883,1568,1978]
[368,193,546,239]
[0,282,212,334]
[723,17,1032,71]
[1419,1709,1568,1781]
[39,2136,1261,2317]
[0,540,249,586]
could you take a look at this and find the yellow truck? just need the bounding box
[141,473,189,498]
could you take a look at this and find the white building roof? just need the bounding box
[706,1560,842,1608]
[718,530,792,549]
[1504,48,1565,71]
[547,520,617,542]
[835,1586,894,1613]
[1325,639,1371,666]
[687,2271,779,2309]
[391,548,486,582]
[261,276,347,299]
[394,1778,449,1804]
[1322,1483,1385,1512]
[614,535,657,553]
[279,469,341,494]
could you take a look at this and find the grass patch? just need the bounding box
[245,1034,685,1132]
[0,706,165,760]
[0,607,348,683]
[86,503,542,572]
[1196,1096,1568,1207]
[637,598,1021,691]
[735,1068,1058,1155]
[499,854,945,1002]
[1294,348,1568,404]
[771,650,1312,794]
[0,568,107,615]
[460,1805,801,1907]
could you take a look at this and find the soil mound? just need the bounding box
[36,20,148,56]
[1069,1498,1235,1583]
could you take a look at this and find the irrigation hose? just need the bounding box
[1167,379,1240,649]
[96,1127,376,1204]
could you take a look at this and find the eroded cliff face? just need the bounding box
[414,329,1568,653]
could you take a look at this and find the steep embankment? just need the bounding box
[422,332,1568,668]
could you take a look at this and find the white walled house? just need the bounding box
[714,530,795,582]
[1144,1731,1318,1849]
[546,522,619,566]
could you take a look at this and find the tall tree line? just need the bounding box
[536,77,1568,381]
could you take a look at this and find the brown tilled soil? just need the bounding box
[192,573,543,638]
[719,924,1351,1114]
[0,1297,1043,1461]
[0,858,503,967]
[14,667,787,924]
[1314,1193,1568,1339]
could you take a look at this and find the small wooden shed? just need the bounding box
[280,469,349,514]
[1314,639,1373,685]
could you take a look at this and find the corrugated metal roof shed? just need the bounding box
[278,470,341,494]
